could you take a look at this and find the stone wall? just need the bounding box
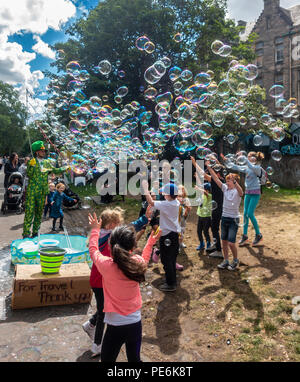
[263,155,300,188]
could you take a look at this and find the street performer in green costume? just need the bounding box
[23,141,68,238]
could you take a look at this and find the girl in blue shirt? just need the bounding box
[222,151,264,246]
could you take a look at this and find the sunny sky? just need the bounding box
[0,0,299,119]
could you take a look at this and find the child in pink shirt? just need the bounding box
[88,212,160,362]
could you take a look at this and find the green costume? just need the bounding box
[23,141,66,238]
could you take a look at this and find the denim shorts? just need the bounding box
[221,217,239,243]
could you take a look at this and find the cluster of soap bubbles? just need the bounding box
[39,35,299,191]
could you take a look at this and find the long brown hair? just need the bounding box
[109,225,146,283]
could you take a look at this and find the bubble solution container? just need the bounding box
[39,246,67,275]
[39,239,59,248]
[18,242,39,260]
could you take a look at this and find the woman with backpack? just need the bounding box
[221,151,264,247]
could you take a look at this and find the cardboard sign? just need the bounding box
[12,263,92,310]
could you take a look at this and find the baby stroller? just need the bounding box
[1,172,25,215]
[54,178,81,209]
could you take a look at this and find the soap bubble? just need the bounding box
[270,127,285,142]
[164,239,171,247]
[266,166,274,176]
[273,184,280,192]
[173,33,183,43]
[79,70,90,82]
[144,87,158,100]
[169,66,182,82]
[211,40,224,54]
[227,134,236,145]
[245,64,258,81]
[82,196,93,209]
[218,44,232,57]
[161,56,172,68]
[269,85,284,98]
[66,61,81,76]
[98,60,112,75]
[253,135,263,146]
[212,109,225,127]
[116,86,129,97]
[196,147,212,160]
[173,132,196,153]
[249,116,258,126]
[227,64,251,97]
[118,70,125,78]
[136,35,150,51]
[271,150,282,162]
[181,69,193,82]
[194,72,211,87]
[236,155,247,166]
[145,41,155,54]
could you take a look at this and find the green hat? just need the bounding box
[32,141,45,153]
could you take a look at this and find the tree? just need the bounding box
[0,81,28,155]
[43,0,287,161]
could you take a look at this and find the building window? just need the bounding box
[275,37,284,44]
[275,43,284,63]
[275,73,283,85]
[256,42,264,50]
[256,55,263,68]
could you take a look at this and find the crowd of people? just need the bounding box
[1,147,267,362]
[82,151,266,361]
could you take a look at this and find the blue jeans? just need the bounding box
[221,217,239,243]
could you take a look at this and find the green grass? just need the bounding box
[263,321,278,336]
[261,186,300,201]
[69,183,99,198]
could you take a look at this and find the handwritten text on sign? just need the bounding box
[17,280,91,304]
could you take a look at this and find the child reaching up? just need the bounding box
[88,212,160,362]
[196,182,212,251]
[206,163,243,271]
[83,207,125,356]
[83,206,153,357]
[142,180,181,292]
[178,185,191,249]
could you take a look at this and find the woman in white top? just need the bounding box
[206,161,243,271]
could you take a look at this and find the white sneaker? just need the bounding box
[180,243,186,248]
[91,342,102,357]
[208,251,224,259]
[82,320,95,341]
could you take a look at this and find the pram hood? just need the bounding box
[8,172,23,187]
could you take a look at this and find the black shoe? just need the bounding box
[239,234,248,246]
[252,234,263,246]
[31,233,38,239]
[52,228,57,232]
[23,235,30,239]
[58,226,64,231]
[159,283,176,292]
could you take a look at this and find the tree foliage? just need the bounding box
[0,81,28,155]
[42,0,286,158]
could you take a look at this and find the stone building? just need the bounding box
[240,0,300,117]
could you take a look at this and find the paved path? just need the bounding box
[0,169,132,362]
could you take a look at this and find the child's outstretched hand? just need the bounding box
[88,213,102,230]
[150,227,161,242]
[190,156,196,165]
[145,205,153,220]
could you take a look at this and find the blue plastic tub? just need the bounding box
[11,234,92,268]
